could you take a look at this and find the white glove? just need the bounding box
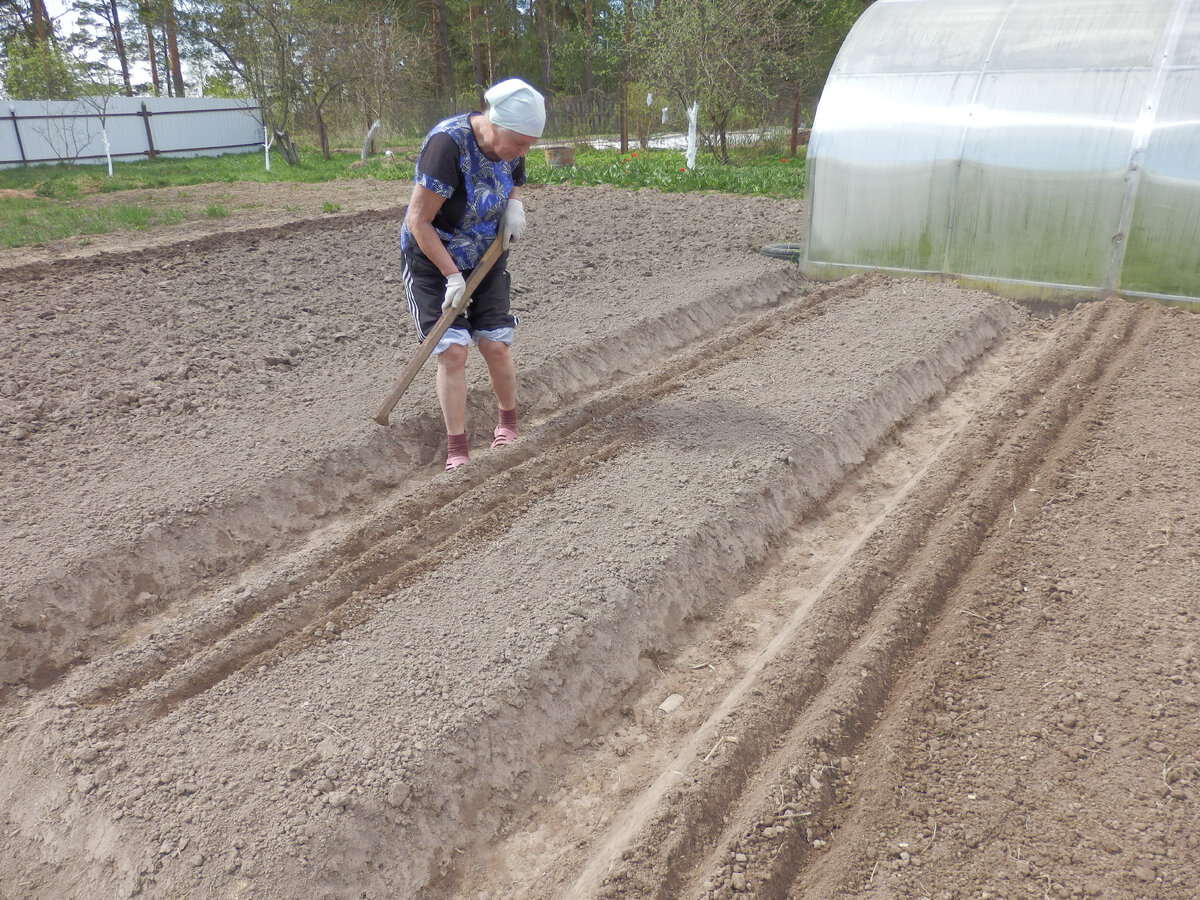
[442,272,466,313]
[500,198,526,249]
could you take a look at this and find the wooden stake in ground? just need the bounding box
[373,236,505,426]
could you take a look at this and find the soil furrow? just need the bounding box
[98,429,642,724]
[2,264,803,697]
[59,269,819,714]
[684,302,1152,900]
[0,207,408,286]
[574,299,1138,900]
[443,294,1054,900]
[13,186,1190,900]
[1,268,1021,900]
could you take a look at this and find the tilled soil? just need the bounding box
[1,181,1197,900]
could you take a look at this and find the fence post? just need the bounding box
[8,105,28,166]
[139,101,157,159]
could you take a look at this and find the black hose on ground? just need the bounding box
[760,242,805,262]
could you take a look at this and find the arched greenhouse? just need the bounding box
[802,0,1200,304]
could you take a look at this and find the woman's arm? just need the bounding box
[405,184,460,278]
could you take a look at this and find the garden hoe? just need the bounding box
[373,236,505,426]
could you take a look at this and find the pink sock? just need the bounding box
[498,407,517,430]
[447,432,469,455]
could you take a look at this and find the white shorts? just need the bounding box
[432,326,515,356]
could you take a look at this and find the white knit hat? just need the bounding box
[485,78,546,138]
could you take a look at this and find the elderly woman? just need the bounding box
[399,77,545,471]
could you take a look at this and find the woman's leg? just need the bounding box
[478,337,518,448]
[436,343,470,434]
[477,337,516,412]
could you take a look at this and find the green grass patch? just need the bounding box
[525,145,805,198]
[0,195,188,247]
[2,143,803,202]
[0,147,417,198]
[0,146,411,247]
[0,141,804,248]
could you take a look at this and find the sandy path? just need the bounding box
[1,182,1197,900]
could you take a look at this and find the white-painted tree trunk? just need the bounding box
[686,101,699,170]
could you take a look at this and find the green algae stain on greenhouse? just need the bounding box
[1120,176,1200,298]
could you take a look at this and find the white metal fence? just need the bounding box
[1,97,264,168]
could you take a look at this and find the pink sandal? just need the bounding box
[445,451,469,471]
[491,425,517,450]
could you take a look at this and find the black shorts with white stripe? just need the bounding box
[400,244,516,343]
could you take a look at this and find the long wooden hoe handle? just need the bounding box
[373,236,506,426]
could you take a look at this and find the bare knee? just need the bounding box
[437,343,469,372]
[477,338,511,364]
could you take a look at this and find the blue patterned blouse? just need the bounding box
[399,113,527,271]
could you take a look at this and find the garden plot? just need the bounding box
[1,184,1197,900]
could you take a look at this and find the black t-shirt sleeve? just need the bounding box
[416,132,467,232]
[417,132,463,195]
[413,129,524,235]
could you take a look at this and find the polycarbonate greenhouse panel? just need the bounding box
[831,0,1000,75]
[1121,69,1200,297]
[1177,8,1200,64]
[987,1,1171,70]
[804,0,1200,304]
[946,68,1146,288]
[806,73,976,271]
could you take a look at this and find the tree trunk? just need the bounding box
[145,20,161,96]
[315,110,329,161]
[313,86,337,161]
[275,129,299,165]
[28,0,53,97]
[716,110,730,164]
[165,1,184,97]
[620,0,633,153]
[789,85,801,157]
[31,0,49,44]
[536,0,552,95]
[161,28,174,96]
[583,0,593,98]
[35,0,50,43]
[430,0,454,103]
[108,0,133,96]
[468,1,485,110]
[483,3,494,87]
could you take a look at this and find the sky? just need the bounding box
[44,0,178,91]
